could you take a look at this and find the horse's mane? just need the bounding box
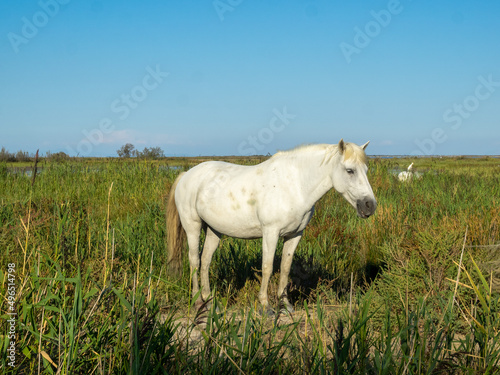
[272,143,367,165]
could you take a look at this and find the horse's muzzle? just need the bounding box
[356,198,377,218]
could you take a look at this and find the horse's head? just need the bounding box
[331,139,377,218]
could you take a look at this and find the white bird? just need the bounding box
[398,162,414,181]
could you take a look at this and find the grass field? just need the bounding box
[1,155,500,374]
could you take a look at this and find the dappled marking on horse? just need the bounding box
[166,139,377,315]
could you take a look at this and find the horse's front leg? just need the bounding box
[259,230,279,316]
[278,231,303,313]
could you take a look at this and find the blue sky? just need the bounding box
[1,0,499,156]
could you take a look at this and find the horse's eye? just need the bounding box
[346,168,355,175]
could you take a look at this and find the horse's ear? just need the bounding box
[361,141,370,150]
[338,139,346,154]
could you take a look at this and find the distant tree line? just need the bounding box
[0,147,71,163]
[116,144,165,159]
[0,147,34,162]
[1,144,166,162]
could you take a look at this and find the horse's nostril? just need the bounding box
[363,199,376,213]
[357,198,376,218]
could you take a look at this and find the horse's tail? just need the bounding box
[166,172,186,276]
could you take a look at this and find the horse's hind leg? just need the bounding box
[185,220,202,305]
[200,226,221,301]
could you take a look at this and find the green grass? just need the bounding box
[1,156,500,373]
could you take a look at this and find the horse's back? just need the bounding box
[175,161,265,238]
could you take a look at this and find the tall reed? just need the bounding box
[0,156,499,373]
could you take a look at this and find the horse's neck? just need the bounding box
[284,150,335,207]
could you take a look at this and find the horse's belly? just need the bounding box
[196,201,263,239]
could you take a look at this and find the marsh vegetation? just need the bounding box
[1,155,500,373]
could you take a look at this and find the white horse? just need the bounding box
[166,139,377,315]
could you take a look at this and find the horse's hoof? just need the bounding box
[279,297,294,314]
[194,300,205,312]
[193,297,213,324]
[281,305,294,314]
[259,306,275,318]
